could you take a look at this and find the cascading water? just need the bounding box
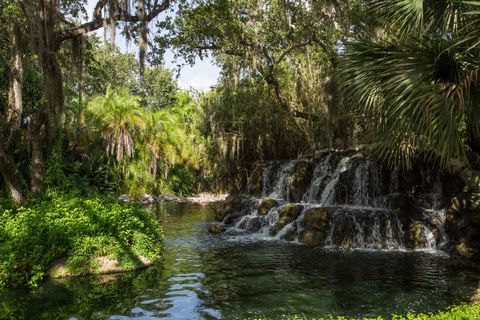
[319,156,351,206]
[268,161,296,200]
[221,152,449,251]
[324,207,405,250]
[302,155,332,203]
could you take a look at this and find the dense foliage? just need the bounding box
[0,194,163,288]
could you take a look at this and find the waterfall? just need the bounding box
[302,155,332,203]
[319,156,350,206]
[268,161,296,200]
[324,207,405,250]
[225,151,449,251]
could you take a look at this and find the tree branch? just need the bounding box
[55,0,170,45]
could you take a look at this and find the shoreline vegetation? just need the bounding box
[0,193,163,288]
[254,303,480,320]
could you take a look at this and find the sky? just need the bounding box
[85,1,220,91]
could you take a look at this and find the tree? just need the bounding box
[341,0,480,169]
[2,0,171,198]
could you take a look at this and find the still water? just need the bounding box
[0,203,477,319]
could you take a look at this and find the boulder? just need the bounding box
[298,207,338,246]
[257,198,279,215]
[303,207,337,231]
[408,220,427,249]
[288,161,313,202]
[282,223,298,241]
[208,222,226,234]
[271,204,303,235]
[214,194,246,221]
[158,194,180,202]
[140,194,156,205]
[299,229,326,246]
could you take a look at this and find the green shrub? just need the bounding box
[0,193,163,288]
[253,303,480,320]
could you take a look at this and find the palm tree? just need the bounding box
[341,0,480,169]
[87,87,146,162]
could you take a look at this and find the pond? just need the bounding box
[0,203,477,319]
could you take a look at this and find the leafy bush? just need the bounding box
[253,303,480,320]
[0,194,163,288]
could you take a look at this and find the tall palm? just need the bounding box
[87,87,145,162]
[341,0,480,169]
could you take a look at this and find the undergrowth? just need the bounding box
[0,192,163,288]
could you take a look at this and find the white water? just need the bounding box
[224,153,448,251]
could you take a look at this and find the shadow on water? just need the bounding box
[0,203,477,319]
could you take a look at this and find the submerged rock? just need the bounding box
[258,198,279,215]
[208,222,226,234]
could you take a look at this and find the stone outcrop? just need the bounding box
[257,198,279,215]
[271,204,303,236]
[298,207,338,246]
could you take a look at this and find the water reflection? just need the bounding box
[0,203,477,320]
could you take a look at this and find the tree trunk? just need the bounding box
[28,0,65,194]
[0,147,25,204]
[0,22,25,204]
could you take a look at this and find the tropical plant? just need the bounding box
[87,87,146,162]
[341,0,480,170]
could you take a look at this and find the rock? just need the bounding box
[298,207,338,246]
[299,229,326,246]
[140,194,156,205]
[303,207,337,231]
[214,194,245,221]
[208,222,226,234]
[288,161,313,202]
[118,195,132,203]
[282,223,298,241]
[48,255,152,279]
[408,220,427,249]
[271,204,303,235]
[388,194,423,227]
[257,198,279,215]
[471,288,480,302]
[242,216,262,232]
[158,194,179,202]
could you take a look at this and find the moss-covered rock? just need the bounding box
[214,194,247,221]
[288,161,313,202]
[271,204,303,235]
[299,229,326,246]
[298,207,338,246]
[282,223,298,241]
[258,198,279,215]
